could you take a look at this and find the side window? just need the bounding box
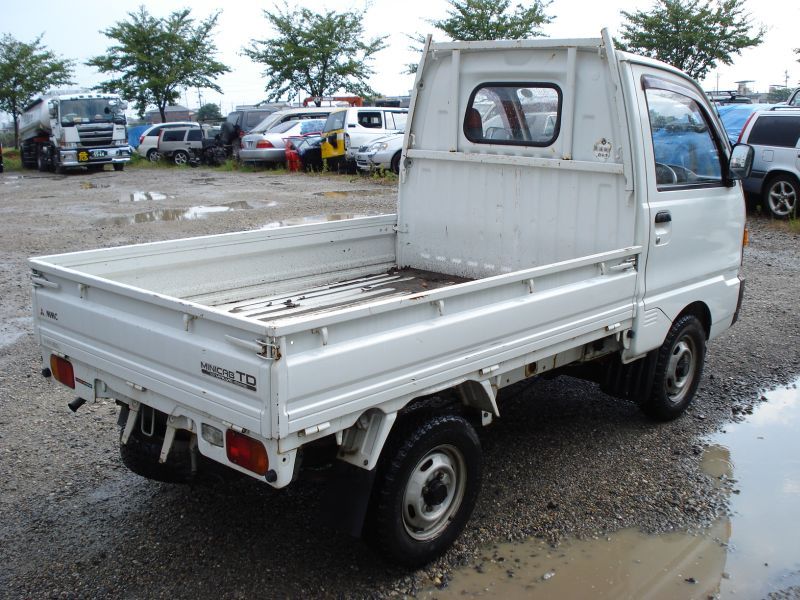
[187,129,202,141]
[162,130,184,142]
[386,112,407,130]
[463,83,561,146]
[323,111,346,132]
[645,87,722,188]
[357,111,383,128]
[748,116,800,148]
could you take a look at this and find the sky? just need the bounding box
[2,0,798,117]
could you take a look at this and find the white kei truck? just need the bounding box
[30,31,752,566]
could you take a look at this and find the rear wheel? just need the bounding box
[173,150,189,166]
[365,413,482,567]
[763,175,798,219]
[639,314,706,421]
[146,149,161,162]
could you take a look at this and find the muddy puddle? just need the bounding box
[313,189,393,198]
[262,213,374,229]
[425,378,800,599]
[99,201,252,225]
[126,191,169,202]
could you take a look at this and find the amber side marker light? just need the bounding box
[50,355,75,389]
[743,227,749,246]
[225,429,269,475]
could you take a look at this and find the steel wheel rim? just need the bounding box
[768,181,797,217]
[665,336,697,404]
[402,444,466,541]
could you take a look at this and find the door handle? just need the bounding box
[655,211,672,224]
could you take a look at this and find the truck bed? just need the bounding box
[214,268,469,322]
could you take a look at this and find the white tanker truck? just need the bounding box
[19,93,132,172]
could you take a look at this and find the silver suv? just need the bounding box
[739,108,800,218]
[157,126,205,165]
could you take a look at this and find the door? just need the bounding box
[320,109,347,165]
[631,66,744,315]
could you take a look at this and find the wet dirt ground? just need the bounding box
[0,165,799,598]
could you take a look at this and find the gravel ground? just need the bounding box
[0,166,798,598]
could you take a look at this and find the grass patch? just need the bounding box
[1,147,22,171]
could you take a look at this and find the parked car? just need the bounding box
[248,107,335,136]
[355,133,404,173]
[219,108,276,158]
[156,126,206,165]
[737,107,800,218]
[292,134,324,171]
[320,107,408,170]
[716,103,772,145]
[136,121,199,162]
[239,119,326,165]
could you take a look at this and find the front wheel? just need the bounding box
[365,413,482,567]
[173,150,189,166]
[763,175,798,219]
[390,151,401,174]
[113,163,124,172]
[639,314,706,421]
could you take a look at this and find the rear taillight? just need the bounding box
[138,134,145,145]
[50,355,75,389]
[256,140,274,149]
[226,429,269,475]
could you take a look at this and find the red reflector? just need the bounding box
[256,140,273,148]
[226,429,269,475]
[50,355,75,389]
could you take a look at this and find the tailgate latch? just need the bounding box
[224,335,281,360]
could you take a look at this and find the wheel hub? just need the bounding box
[402,445,467,541]
[423,476,448,506]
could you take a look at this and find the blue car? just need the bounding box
[717,103,772,145]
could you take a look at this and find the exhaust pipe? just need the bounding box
[68,397,87,413]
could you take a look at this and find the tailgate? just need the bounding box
[31,266,270,435]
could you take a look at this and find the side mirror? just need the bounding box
[728,144,753,181]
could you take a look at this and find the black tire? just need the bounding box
[639,314,706,421]
[113,163,124,172]
[763,174,798,219]
[390,151,401,174]
[173,150,189,166]
[119,409,195,483]
[37,148,48,172]
[146,149,161,163]
[118,405,236,484]
[365,413,482,567]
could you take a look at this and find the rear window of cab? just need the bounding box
[464,83,561,146]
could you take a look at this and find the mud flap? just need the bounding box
[318,461,377,538]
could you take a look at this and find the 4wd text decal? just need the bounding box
[200,361,257,392]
